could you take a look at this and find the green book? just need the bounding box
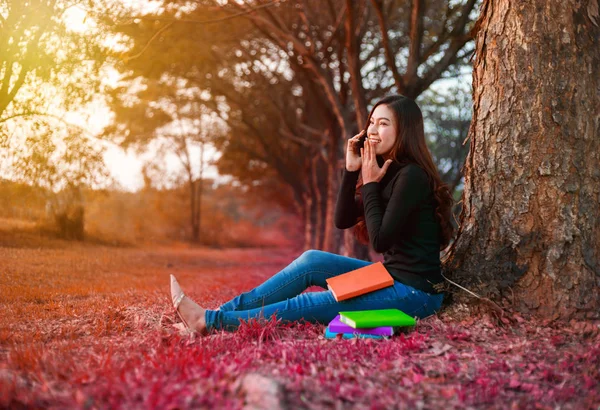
[339,309,416,328]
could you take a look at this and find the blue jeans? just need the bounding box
[204,250,444,332]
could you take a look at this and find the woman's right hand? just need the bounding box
[345,130,365,171]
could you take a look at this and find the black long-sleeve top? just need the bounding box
[334,156,444,294]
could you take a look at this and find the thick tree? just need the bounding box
[444,0,599,320]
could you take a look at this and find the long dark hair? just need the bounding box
[354,94,454,249]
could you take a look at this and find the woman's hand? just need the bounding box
[360,139,393,184]
[345,130,364,171]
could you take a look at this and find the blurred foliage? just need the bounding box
[102,0,478,249]
[0,0,120,235]
[0,0,119,197]
[0,0,477,245]
[0,177,301,247]
[420,75,472,196]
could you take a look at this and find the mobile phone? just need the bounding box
[356,135,366,157]
[355,124,369,155]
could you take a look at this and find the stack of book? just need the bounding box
[324,262,417,339]
[324,309,416,339]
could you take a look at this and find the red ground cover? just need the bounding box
[0,240,598,409]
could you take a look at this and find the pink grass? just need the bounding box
[0,245,599,409]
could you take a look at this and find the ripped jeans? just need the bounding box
[204,250,444,332]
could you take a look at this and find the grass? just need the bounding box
[0,231,599,409]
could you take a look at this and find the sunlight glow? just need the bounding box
[63,5,95,33]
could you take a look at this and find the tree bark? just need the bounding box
[190,180,198,242]
[445,0,600,320]
[322,150,339,253]
[344,0,368,124]
[311,153,324,250]
[49,185,85,241]
[193,141,205,243]
[303,192,313,251]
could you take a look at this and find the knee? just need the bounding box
[296,249,326,266]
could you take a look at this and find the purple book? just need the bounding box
[328,315,394,336]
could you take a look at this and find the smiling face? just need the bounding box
[367,104,398,158]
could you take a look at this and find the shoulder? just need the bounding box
[395,163,429,184]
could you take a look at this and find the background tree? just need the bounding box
[0,0,104,119]
[444,0,599,320]
[225,0,479,257]
[0,0,113,237]
[11,125,108,239]
[106,0,479,254]
[104,74,222,243]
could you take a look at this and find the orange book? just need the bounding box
[326,262,394,302]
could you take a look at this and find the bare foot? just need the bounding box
[178,296,208,335]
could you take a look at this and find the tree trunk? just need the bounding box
[303,192,313,251]
[344,0,368,125]
[444,0,600,320]
[49,185,85,241]
[196,142,205,242]
[323,131,343,252]
[190,141,205,243]
[311,154,324,249]
[190,180,199,242]
[322,159,337,253]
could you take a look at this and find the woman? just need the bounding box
[170,94,454,335]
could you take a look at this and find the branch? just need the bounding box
[297,3,315,55]
[406,0,425,84]
[322,2,347,52]
[439,271,510,320]
[416,0,477,95]
[210,108,269,163]
[259,0,289,31]
[279,127,316,148]
[370,0,405,93]
[420,2,460,62]
[355,0,370,39]
[0,59,15,103]
[0,111,96,138]
[111,0,287,64]
[0,23,46,115]
[121,22,174,63]
[231,3,349,135]
[345,0,368,126]
[114,0,286,26]
[299,123,324,138]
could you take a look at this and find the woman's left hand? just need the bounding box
[360,139,393,184]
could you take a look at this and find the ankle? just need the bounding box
[193,312,208,334]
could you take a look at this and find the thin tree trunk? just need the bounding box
[311,153,323,249]
[345,0,368,124]
[406,0,424,85]
[344,0,372,261]
[323,131,342,252]
[195,141,205,242]
[189,180,198,242]
[322,159,337,253]
[444,0,600,320]
[303,192,313,251]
